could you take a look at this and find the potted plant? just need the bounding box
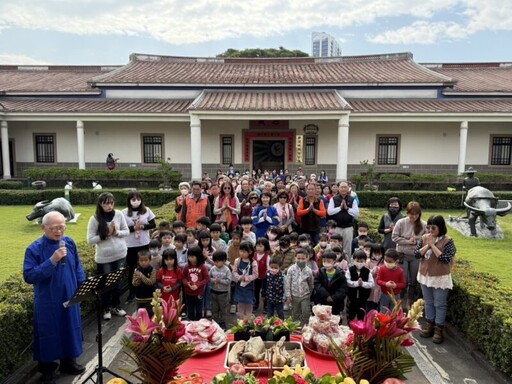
[121,290,196,384]
[330,295,424,383]
[268,316,300,341]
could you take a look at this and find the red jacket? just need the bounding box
[376,265,406,295]
[182,264,209,297]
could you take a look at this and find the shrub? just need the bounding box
[0,189,180,206]
[0,181,24,189]
[448,259,512,377]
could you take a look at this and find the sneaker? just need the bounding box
[230,305,237,314]
[283,303,290,311]
[112,306,126,317]
[103,310,112,321]
[206,310,213,318]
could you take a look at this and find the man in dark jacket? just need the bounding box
[314,250,347,319]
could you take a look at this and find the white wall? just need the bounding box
[348,121,461,165]
[465,122,511,164]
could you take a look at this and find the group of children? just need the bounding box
[130,215,407,330]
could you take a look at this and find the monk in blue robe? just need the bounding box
[23,211,86,384]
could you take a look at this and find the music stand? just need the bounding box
[65,267,131,384]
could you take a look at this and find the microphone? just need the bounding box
[59,240,66,266]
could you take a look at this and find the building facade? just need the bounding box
[311,32,342,57]
[0,52,511,181]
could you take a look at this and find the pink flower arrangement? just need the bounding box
[121,290,195,384]
[331,295,424,384]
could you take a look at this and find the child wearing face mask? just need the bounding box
[263,258,286,319]
[366,243,384,312]
[122,191,156,303]
[314,250,347,319]
[285,248,314,326]
[266,226,281,253]
[376,249,406,311]
[148,239,162,271]
[346,250,374,321]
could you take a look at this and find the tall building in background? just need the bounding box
[311,32,342,57]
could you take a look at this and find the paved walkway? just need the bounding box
[12,301,512,384]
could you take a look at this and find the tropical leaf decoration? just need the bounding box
[121,336,196,384]
[121,290,196,384]
[330,295,424,384]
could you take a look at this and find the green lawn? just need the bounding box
[2,206,512,288]
[0,205,96,282]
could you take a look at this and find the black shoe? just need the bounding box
[60,360,86,375]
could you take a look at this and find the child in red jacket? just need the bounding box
[376,249,406,311]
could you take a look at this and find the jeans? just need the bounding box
[380,294,400,312]
[96,258,125,310]
[421,284,449,325]
[400,253,419,300]
[267,302,285,319]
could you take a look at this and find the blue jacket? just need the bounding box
[252,205,280,239]
[24,235,86,361]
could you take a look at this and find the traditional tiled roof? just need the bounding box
[91,52,453,87]
[349,99,512,113]
[0,98,192,114]
[425,63,512,94]
[0,66,119,94]
[189,90,349,111]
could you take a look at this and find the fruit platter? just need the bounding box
[302,304,350,357]
[224,336,306,372]
[178,318,227,354]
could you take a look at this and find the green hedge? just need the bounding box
[0,181,24,189]
[0,189,180,206]
[357,191,512,209]
[448,260,512,377]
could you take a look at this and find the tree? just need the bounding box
[217,46,309,58]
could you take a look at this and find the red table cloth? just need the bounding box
[178,334,339,382]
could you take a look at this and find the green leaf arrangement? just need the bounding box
[121,336,196,384]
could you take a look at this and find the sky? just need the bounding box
[0,0,511,66]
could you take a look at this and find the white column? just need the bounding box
[1,121,11,179]
[76,120,86,170]
[190,115,202,180]
[458,121,468,175]
[336,115,349,181]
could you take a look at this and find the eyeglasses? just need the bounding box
[47,225,67,233]
[223,187,232,190]
[279,196,288,199]
[250,197,258,200]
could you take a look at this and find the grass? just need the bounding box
[0,205,96,282]
[1,206,512,288]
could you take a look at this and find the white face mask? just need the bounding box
[267,233,277,240]
[355,262,365,270]
[131,199,141,208]
[384,261,396,269]
[299,242,309,247]
[319,241,327,248]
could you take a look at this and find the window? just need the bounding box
[221,135,234,165]
[34,134,55,163]
[305,136,317,166]
[142,135,163,163]
[377,135,399,165]
[490,136,512,165]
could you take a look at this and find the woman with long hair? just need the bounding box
[87,192,129,320]
[213,181,241,232]
[391,201,426,310]
[122,190,156,302]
